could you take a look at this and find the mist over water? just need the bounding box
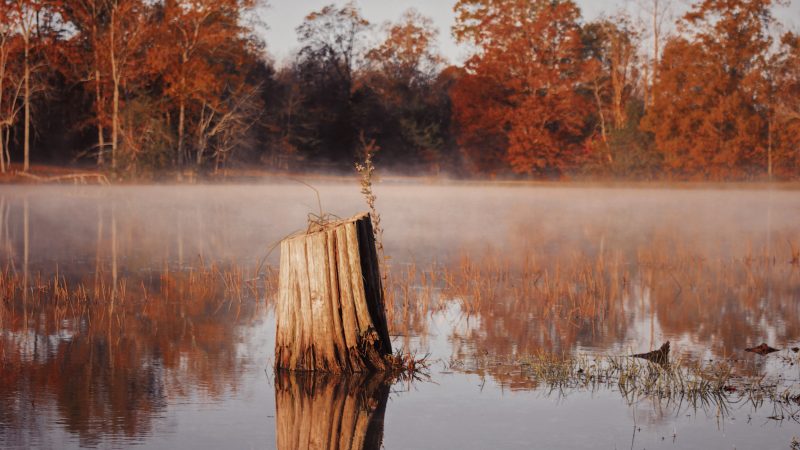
[1,182,799,449]
[4,183,796,267]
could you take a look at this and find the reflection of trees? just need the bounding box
[419,232,800,389]
[646,243,800,360]
[274,371,390,450]
[0,267,259,445]
[441,249,635,364]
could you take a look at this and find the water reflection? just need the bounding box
[404,239,800,383]
[274,371,390,450]
[1,184,799,448]
[0,265,260,447]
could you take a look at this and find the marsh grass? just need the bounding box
[384,348,433,386]
[3,222,798,409]
[375,232,800,409]
[380,231,800,357]
[0,261,275,336]
[445,350,800,418]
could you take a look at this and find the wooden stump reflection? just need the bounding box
[275,371,390,450]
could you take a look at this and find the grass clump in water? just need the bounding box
[453,350,799,408]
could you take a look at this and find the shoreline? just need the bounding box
[1,163,799,190]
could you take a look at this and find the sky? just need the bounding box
[259,0,800,66]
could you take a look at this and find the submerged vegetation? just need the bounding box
[448,350,800,425]
[4,229,797,403]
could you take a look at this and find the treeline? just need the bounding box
[0,0,798,180]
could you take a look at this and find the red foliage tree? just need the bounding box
[641,0,779,179]
[452,0,595,176]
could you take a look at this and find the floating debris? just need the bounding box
[632,341,670,365]
[745,343,779,355]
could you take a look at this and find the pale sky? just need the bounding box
[259,0,800,66]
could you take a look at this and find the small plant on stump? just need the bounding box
[356,132,387,279]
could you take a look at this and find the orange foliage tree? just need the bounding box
[7,0,62,172]
[62,0,153,170]
[641,0,778,179]
[770,33,800,177]
[0,2,23,173]
[157,0,260,169]
[448,69,508,175]
[452,0,596,176]
[62,0,264,173]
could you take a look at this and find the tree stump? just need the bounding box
[275,212,392,373]
[275,372,389,450]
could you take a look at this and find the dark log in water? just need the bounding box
[745,343,779,355]
[632,341,670,365]
[274,372,389,450]
[275,212,392,373]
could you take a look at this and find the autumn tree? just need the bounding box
[0,2,23,172]
[64,0,110,166]
[641,0,778,179]
[448,68,508,175]
[366,9,442,91]
[770,32,800,177]
[106,0,155,170]
[6,0,61,171]
[584,15,640,138]
[582,14,662,177]
[294,2,370,165]
[156,0,260,169]
[61,0,158,171]
[297,2,369,98]
[364,9,449,171]
[636,0,673,108]
[452,0,595,176]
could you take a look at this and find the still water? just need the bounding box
[1,182,799,449]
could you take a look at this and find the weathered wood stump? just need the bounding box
[275,212,392,373]
[275,372,389,450]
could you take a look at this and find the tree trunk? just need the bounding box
[275,212,393,373]
[0,127,5,173]
[593,80,608,144]
[3,124,9,169]
[177,96,185,167]
[177,57,188,169]
[23,36,29,172]
[0,45,5,174]
[767,115,773,180]
[111,78,119,170]
[94,25,104,166]
[275,371,389,450]
[651,0,660,107]
[110,10,118,170]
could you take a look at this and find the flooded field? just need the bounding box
[1,182,800,449]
